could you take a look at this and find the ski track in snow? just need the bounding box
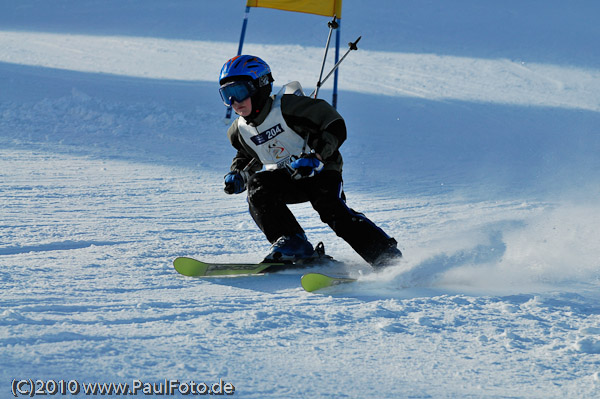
[2,1,600,398]
[2,146,600,398]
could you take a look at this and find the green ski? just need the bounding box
[174,243,338,278]
[173,257,287,277]
[301,273,357,292]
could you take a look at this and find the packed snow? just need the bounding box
[1,1,599,398]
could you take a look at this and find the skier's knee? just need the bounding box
[318,206,351,232]
[247,174,270,205]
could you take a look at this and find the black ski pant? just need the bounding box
[246,169,396,265]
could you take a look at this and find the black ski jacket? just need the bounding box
[226,94,347,176]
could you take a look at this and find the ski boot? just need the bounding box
[263,233,315,263]
[372,239,403,268]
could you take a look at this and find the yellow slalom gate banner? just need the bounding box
[246,0,342,18]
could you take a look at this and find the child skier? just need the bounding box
[219,55,402,267]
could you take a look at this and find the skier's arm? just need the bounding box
[281,95,346,161]
[314,119,346,161]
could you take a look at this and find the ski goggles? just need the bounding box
[219,80,256,106]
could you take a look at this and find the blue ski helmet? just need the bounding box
[219,55,274,118]
[219,55,273,87]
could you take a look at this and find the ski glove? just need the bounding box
[224,171,246,194]
[289,153,324,179]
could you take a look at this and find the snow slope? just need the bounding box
[1,1,600,397]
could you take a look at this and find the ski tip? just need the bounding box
[301,273,330,292]
[301,273,356,292]
[173,257,209,277]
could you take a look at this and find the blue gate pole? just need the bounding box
[237,6,250,55]
[226,6,251,121]
[332,20,341,109]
